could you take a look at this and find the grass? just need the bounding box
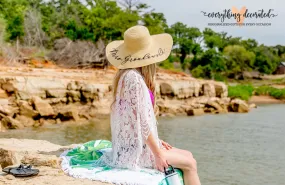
[159,59,183,73]
[271,78,285,83]
[228,84,255,101]
[255,86,285,99]
[228,84,285,100]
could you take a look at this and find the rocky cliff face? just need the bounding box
[0,67,252,131]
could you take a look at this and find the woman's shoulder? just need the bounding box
[123,69,144,82]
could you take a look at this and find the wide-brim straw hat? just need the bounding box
[106,25,173,69]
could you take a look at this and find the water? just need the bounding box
[1,104,285,185]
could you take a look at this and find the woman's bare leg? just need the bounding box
[163,148,201,185]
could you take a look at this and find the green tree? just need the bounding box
[223,45,255,78]
[203,28,223,49]
[166,22,202,68]
[0,0,27,41]
[142,12,167,34]
[191,48,225,78]
[241,39,258,51]
[254,46,280,74]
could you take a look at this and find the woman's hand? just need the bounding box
[154,150,169,172]
[161,140,172,150]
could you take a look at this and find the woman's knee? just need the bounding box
[184,153,197,172]
[184,151,193,158]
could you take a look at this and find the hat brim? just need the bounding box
[105,33,173,69]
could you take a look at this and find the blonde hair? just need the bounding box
[110,63,157,113]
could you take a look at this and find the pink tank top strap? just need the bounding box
[148,89,154,106]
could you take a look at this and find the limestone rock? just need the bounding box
[15,115,35,127]
[0,138,69,171]
[159,81,201,99]
[156,99,182,115]
[0,89,8,98]
[202,83,216,97]
[218,97,231,105]
[81,91,97,101]
[1,116,24,129]
[230,99,249,113]
[191,103,205,109]
[57,106,80,121]
[66,91,81,102]
[1,81,15,93]
[204,107,216,113]
[79,111,91,120]
[32,96,55,116]
[56,118,61,124]
[67,81,78,91]
[33,121,41,128]
[155,83,161,98]
[0,105,18,117]
[46,90,67,98]
[0,99,9,105]
[186,108,204,116]
[249,103,257,109]
[160,82,173,96]
[90,100,111,118]
[0,148,14,168]
[187,96,209,105]
[2,77,68,100]
[206,101,228,114]
[48,98,68,105]
[0,138,64,152]
[81,84,110,93]
[19,101,39,118]
[213,82,228,98]
[21,153,59,168]
[0,120,6,132]
[5,174,16,180]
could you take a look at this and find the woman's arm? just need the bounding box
[145,133,169,172]
[145,133,162,156]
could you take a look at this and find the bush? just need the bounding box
[228,84,254,100]
[159,59,175,70]
[213,73,227,82]
[191,65,212,78]
[168,55,179,63]
[191,65,205,78]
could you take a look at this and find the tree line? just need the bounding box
[0,0,284,79]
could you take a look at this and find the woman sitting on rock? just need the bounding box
[102,25,201,185]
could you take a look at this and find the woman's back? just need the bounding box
[105,69,161,170]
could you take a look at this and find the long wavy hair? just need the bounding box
[110,63,157,113]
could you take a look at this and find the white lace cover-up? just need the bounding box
[59,69,185,185]
[99,68,163,170]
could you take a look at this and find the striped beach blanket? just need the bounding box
[60,140,184,185]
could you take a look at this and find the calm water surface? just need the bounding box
[1,104,285,185]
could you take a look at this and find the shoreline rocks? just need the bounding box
[0,67,253,131]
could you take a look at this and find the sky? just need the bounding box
[143,0,285,46]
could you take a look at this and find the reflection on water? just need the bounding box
[1,104,285,185]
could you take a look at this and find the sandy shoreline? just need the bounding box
[0,166,110,185]
[249,95,285,104]
[0,138,111,185]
